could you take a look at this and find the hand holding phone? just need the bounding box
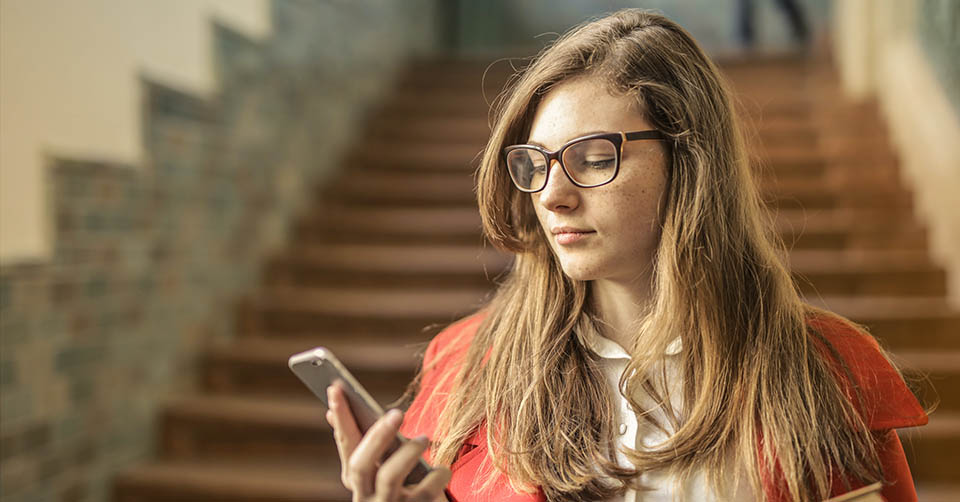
[326,384,452,501]
[288,347,452,501]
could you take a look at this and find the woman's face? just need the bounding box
[526,76,669,284]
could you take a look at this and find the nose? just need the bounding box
[536,159,580,212]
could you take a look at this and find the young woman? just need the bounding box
[325,9,927,502]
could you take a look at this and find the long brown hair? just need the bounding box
[416,9,885,501]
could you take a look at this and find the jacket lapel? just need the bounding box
[447,428,546,502]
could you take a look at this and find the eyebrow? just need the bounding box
[524,130,610,149]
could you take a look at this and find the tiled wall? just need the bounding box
[0,1,438,500]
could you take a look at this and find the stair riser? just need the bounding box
[769,194,913,211]
[378,99,489,120]
[293,227,483,247]
[375,103,835,126]
[877,329,960,353]
[238,309,457,337]
[901,433,960,484]
[202,362,415,400]
[379,93,828,122]
[313,193,915,212]
[323,194,476,209]
[293,222,925,252]
[341,149,902,189]
[363,119,830,153]
[395,68,512,92]
[161,415,335,463]
[786,231,927,252]
[114,480,350,502]
[795,271,947,297]
[856,318,960,352]
[322,165,911,204]
[264,266,500,290]
[262,265,944,297]
[913,372,960,413]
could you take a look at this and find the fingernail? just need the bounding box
[413,434,428,444]
[386,409,402,424]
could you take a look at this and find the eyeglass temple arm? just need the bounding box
[624,130,665,141]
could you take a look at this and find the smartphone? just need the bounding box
[288,347,433,486]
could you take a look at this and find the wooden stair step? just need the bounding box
[761,176,906,193]
[380,91,491,117]
[773,208,921,231]
[238,286,486,334]
[293,206,926,250]
[775,211,926,251]
[272,244,510,272]
[805,296,960,349]
[915,484,960,502]
[750,123,818,148]
[366,116,490,143]
[344,141,483,172]
[396,61,511,90]
[343,137,897,182]
[265,244,511,289]
[160,395,334,462]
[323,185,912,214]
[158,393,404,466]
[202,337,423,397]
[322,172,476,208]
[263,243,943,295]
[790,250,945,297]
[766,188,912,211]
[321,164,915,212]
[252,286,486,318]
[114,458,348,502]
[294,206,482,246]
[894,351,960,412]
[789,250,937,270]
[899,413,960,485]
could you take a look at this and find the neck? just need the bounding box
[588,275,654,350]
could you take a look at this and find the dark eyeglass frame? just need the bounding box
[503,130,666,193]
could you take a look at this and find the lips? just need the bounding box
[551,226,595,245]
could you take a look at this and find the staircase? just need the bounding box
[112,57,959,501]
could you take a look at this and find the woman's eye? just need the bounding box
[585,158,615,169]
[532,162,548,173]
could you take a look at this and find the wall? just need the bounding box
[0,0,269,264]
[832,0,960,306]
[0,1,439,501]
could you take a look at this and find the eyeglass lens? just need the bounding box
[506,139,618,191]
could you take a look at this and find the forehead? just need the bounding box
[527,76,651,149]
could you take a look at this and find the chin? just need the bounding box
[558,260,605,282]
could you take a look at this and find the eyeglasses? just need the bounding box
[503,130,665,193]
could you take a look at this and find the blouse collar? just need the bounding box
[577,314,683,360]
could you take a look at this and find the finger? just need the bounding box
[405,466,453,502]
[348,408,404,498]
[374,435,430,498]
[329,384,363,448]
[327,385,362,487]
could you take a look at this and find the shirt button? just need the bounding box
[618,423,628,435]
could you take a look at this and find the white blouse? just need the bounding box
[580,331,754,502]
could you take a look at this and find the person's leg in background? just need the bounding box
[774,0,810,45]
[738,0,810,49]
[738,0,756,48]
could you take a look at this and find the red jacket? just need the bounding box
[399,313,928,502]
